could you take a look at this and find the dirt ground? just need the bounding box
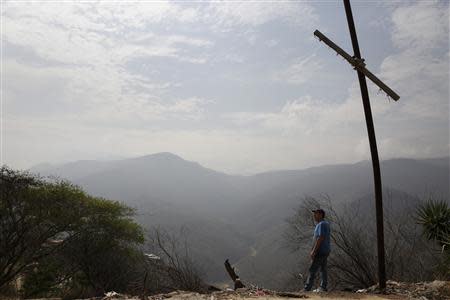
[146,290,409,300]
[98,281,450,300]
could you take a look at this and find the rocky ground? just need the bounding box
[355,280,450,300]
[99,281,450,300]
[145,289,401,300]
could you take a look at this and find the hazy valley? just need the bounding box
[30,153,450,289]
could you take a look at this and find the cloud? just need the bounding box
[226,83,367,127]
[127,97,212,122]
[225,0,449,169]
[390,0,448,51]
[266,39,279,48]
[3,60,74,116]
[204,1,318,31]
[3,2,211,66]
[376,1,448,121]
[2,2,214,124]
[2,0,448,174]
[4,58,212,126]
[89,1,199,29]
[273,54,323,85]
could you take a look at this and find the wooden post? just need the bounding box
[343,0,386,290]
[224,259,245,289]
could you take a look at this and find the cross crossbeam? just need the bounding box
[314,30,400,101]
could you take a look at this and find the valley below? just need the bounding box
[31,153,450,290]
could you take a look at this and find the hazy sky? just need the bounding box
[2,0,449,174]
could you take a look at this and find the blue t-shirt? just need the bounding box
[314,220,331,255]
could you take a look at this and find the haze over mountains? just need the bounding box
[30,153,449,289]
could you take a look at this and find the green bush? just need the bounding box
[417,199,450,279]
[417,199,450,248]
[0,166,145,298]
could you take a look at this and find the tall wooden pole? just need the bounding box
[343,0,386,290]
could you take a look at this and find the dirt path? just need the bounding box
[148,291,408,300]
[124,281,450,300]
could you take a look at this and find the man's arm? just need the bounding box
[310,236,325,259]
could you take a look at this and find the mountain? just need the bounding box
[30,153,450,288]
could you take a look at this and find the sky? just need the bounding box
[1,0,449,175]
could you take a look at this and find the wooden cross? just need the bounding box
[314,0,400,290]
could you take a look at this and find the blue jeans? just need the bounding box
[304,253,328,291]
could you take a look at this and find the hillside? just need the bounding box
[30,154,450,288]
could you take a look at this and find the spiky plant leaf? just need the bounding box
[417,200,450,247]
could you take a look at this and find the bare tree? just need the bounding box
[146,227,206,293]
[285,193,440,289]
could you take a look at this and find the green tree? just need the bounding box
[0,167,87,289]
[59,197,144,296]
[0,166,145,298]
[22,197,145,298]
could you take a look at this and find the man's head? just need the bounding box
[312,209,325,222]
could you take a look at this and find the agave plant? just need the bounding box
[416,199,450,249]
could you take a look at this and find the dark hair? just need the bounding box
[313,209,325,218]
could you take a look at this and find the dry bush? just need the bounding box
[285,192,441,290]
[145,227,206,294]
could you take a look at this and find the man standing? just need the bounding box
[304,209,331,292]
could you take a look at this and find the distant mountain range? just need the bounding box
[30,153,449,289]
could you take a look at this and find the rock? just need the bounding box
[355,280,450,300]
[103,291,123,299]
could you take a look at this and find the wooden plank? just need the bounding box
[224,259,245,289]
[314,30,400,101]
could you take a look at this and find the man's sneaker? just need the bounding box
[313,287,327,293]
